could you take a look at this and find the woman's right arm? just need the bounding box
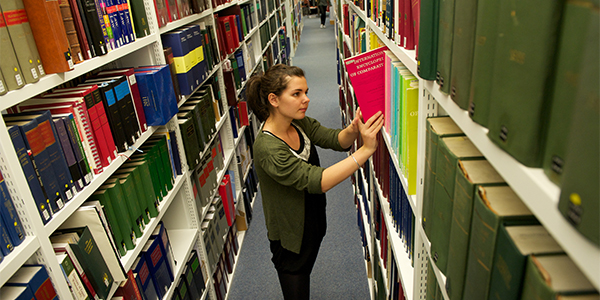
[320,111,384,192]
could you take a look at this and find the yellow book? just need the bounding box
[406,82,419,195]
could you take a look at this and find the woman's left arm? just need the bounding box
[337,108,363,149]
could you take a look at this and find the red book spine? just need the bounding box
[237,101,249,126]
[226,15,239,49]
[218,174,235,226]
[410,0,419,52]
[67,0,91,59]
[404,0,414,50]
[219,16,235,54]
[214,15,227,59]
[397,0,404,47]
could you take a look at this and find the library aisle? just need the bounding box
[226,16,371,299]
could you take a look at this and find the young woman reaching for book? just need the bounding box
[247,64,384,300]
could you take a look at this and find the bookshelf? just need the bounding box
[0,0,299,297]
[334,0,600,299]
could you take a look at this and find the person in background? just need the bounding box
[246,64,384,300]
[318,0,328,28]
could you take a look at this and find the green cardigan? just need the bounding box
[253,116,346,254]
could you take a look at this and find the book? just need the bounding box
[161,30,195,96]
[557,8,599,246]
[132,256,160,300]
[150,222,176,277]
[52,227,115,300]
[58,204,127,282]
[466,0,499,128]
[57,0,84,63]
[486,0,563,167]
[448,0,477,109]
[104,176,144,238]
[218,174,235,226]
[429,136,483,274]
[52,240,99,300]
[444,159,505,300]
[0,213,15,256]
[88,189,128,256]
[141,237,174,299]
[133,65,178,126]
[7,124,53,223]
[0,12,25,91]
[21,0,74,73]
[0,69,7,95]
[1,0,43,83]
[62,114,93,187]
[520,254,596,299]
[128,0,149,38]
[56,252,90,300]
[53,118,84,192]
[542,0,595,186]
[344,46,388,121]
[488,225,563,300]
[5,265,58,300]
[163,47,182,102]
[74,0,108,57]
[462,186,536,300]
[114,169,150,224]
[95,68,149,133]
[114,270,144,300]
[434,0,455,94]
[66,0,91,59]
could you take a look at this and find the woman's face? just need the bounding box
[272,76,310,120]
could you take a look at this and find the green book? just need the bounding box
[122,160,160,214]
[435,0,456,94]
[486,0,564,167]
[101,181,140,240]
[417,0,439,80]
[90,189,130,254]
[467,0,501,127]
[557,6,599,246]
[488,225,563,300]
[65,227,115,300]
[128,0,150,38]
[448,0,478,109]
[115,168,150,224]
[463,186,536,300]
[426,260,438,300]
[430,136,483,274]
[178,113,201,170]
[423,117,464,237]
[446,159,505,300]
[57,252,90,300]
[521,255,596,300]
[148,135,174,190]
[543,0,595,186]
[133,144,167,198]
[106,176,145,235]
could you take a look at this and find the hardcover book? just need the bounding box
[0,170,25,247]
[344,46,388,121]
[5,265,58,300]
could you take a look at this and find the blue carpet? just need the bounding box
[226,16,370,300]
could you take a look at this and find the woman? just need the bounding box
[246,64,383,300]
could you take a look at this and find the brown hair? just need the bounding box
[246,64,305,122]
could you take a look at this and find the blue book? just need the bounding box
[150,222,176,279]
[118,0,135,43]
[0,171,25,247]
[162,30,195,95]
[229,108,238,138]
[133,256,160,300]
[191,25,207,84]
[104,0,123,47]
[0,285,35,300]
[235,14,243,43]
[182,26,202,89]
[168,130,183,175]
[114,0,131,44]
[7,125,52,224]
[60,115,92,186]
[234,50,246,81]
[4,118,66,214]
[53,118,84,192]
[134,66,178,126]
[142,237,174,299]
[0,214,14,256]
[6,265,58,300]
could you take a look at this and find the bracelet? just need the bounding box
[350,154,360,169]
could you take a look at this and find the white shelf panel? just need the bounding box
[0,236,40,286]
[0,35,159,111]
[374,179,414,300]
[43,126,158,236]
[161,229,200,299]
[120,173,187,270]
[381,128,418,213]
[418,223,449,300]
[423,80,600,289]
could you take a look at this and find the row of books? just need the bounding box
[422,116,598,300]
[0,0,152,92]
[154,0,210,28]
[1,265,58,300]
[190,139,226,213]
[162,22,221,96]
[178,84,222,170]
[418,0,598,180]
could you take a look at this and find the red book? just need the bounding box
[218,174,235,226]
[47,86,118,167]
[219,16,236,54]
[225,15,239,49]
[95,68,149,133]
[404,0,414,50]
[411,0,420,52]
[114,270,143,300]
[237,101,249,126]
[397,0,404,47]
[17,98,104,174]
[153,0,168,27]
[214,14,227,60]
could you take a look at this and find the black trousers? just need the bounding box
[319,5,327,25]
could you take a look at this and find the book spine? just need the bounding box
[55,246,100,300]
[54,118,85,192]
[78,0,108,55]
[71,102,104,174]
[64,114,93,185]
[0,13,25,91]
[67,0,92,59]
[0,171,26,247]
[57,0,84,63]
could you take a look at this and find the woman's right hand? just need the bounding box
[359,111,384,153]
